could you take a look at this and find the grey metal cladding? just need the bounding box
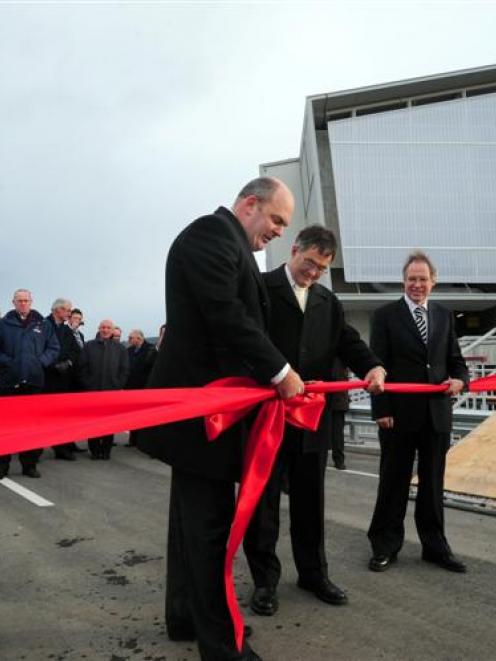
[328,92,496,283]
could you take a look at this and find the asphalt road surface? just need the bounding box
[1,436,495,661]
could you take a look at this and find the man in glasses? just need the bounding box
[243,225,385,617]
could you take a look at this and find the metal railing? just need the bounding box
[346,328,496,442]
[345,405,489,449]
[459,326,496,354]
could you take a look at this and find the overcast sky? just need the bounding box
[1,0,495,337]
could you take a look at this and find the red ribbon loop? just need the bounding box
[223,387,325,651]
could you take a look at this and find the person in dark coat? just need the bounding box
[79,319,129,459]
[44,298,82,461]
[139,177,304,661]
[66,307,87,453]
[243,226,385,617]
[0,288,59,478]
[368,251,469,573]
[125,329,156,446]
[68,308,85,350]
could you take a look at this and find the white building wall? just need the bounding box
[300,100,326,228]
[328,92,496,283]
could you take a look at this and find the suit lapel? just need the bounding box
[398,298,426,348]
[265,264,302,313]
[427,302,442,359]
[306,283,328,311]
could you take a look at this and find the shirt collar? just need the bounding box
[284,263,308,291]
[404,294,428,313]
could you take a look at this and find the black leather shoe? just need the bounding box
[0,465,9,479]
[22,467,41,478]
[334,462,346,470]
[250,586,279,616]
[422,550,467,573]
[368,553,397,572]
[297,576,348,605]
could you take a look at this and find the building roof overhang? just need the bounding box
[308,64,496,128]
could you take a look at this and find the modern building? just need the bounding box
[261,65,496,340]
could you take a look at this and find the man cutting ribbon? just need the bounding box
[138,177,306,661]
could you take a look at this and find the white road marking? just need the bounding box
[0,478,54,507]
[328,467,379,479]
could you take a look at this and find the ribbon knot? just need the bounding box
[204,377,326,651]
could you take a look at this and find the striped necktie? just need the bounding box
[414,306,427,343]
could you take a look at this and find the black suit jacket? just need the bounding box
[370,298,469,433]
[139,207,287,480]
[264,265,381,452]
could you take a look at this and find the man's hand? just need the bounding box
[364,366,386,395]
[376,416,394,429]
[276,368,305,399]
[54,360,72,373]
[444,378,465,396]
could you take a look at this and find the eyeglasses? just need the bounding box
[302,258,329,275]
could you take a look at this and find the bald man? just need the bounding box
[139,177,302,661]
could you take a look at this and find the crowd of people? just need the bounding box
[0,292,160,475]
[0,175,470,661]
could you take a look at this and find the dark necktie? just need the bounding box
[414,306,427,343]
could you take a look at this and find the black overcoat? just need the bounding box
[126,341,157,389]
[263,265,381,452]
[78,338,129,391]
[139,206,287,481]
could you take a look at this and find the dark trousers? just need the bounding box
[243,444,328,588]
[166,468,255,661]
[0,385,43,469]
[330,410,346,467]
[368,423,451,557]
[128,430,139,446]
[54,442,75,458]
[88,435,114,458]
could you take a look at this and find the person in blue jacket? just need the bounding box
[0,288,60,478]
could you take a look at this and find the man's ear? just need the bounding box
[290,245,299,257]
[244,195,258,214]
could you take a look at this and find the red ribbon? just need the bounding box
[0,375,494,651]
[205,378,326,651]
